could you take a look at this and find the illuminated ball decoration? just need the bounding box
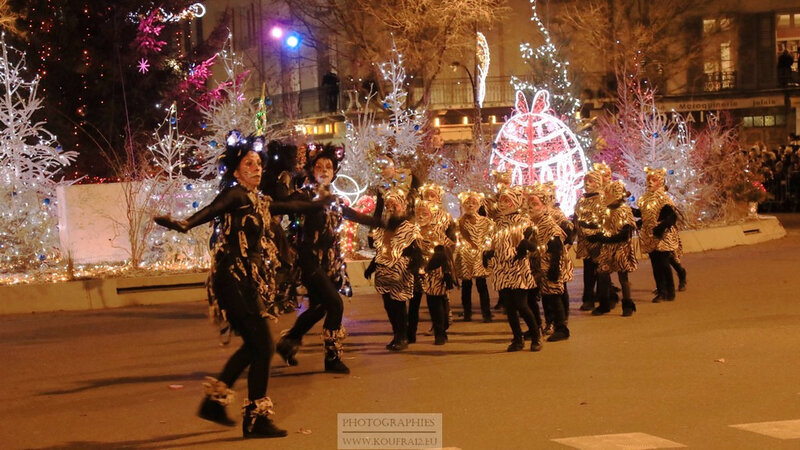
[490,90,589,215]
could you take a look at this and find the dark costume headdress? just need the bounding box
[305,143,345,181]
[218,130,265,189]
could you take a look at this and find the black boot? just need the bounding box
[677,268,687,291]
[530,337,543,352]
[198,377,235,426]
[242,398,287,439]
[323,328,350,374]
[547,325,570,342]
[276,335,301,366]
[591,305,610,316]
[507,336,524,352]
[387,333,409,351]
[621,298,636,317]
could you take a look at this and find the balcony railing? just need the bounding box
[264,76,519,120]
[413,76,516,110]
[703,70,737,92]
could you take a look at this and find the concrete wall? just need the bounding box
[56,183,132,264]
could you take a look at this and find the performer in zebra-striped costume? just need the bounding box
[588,180,638,316]
[454,191,495,322]
[365,187,423,351]
[483,187,542,352]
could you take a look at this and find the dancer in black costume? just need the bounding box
[276,144,384,374]
[154,132,324,439]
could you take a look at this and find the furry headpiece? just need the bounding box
[604,180,628,204]
[384,187,409,214]
[525,183,547,203]
[498,186,524,213]
[592,161,612,185]
[418,183,444,203]
[644,166,667,189]
[458,190,485,206]
[583,170,604,194]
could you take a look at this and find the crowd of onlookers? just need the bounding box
[750,135,800,212]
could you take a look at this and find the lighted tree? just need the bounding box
[0,35,77,271]
[139,103,211,269]
[595,68,705,225]
[512,0,581,119]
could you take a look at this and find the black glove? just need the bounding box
[586,234,602,243]
[482,250,495,267]
[364,259,377,280]
[154,216,188,233]
[547,265,560,283]
[401,245,415,257]
[514,241,530,260]
[443,272,455,290]
[652,223,667,239]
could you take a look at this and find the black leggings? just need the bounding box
[286,266,344,339]
[382,294,408,339]
[427,294,448,337]
[650,251,675,298]
[461,278,491,318]
[218,314,275,401]
[526,287,542,330]
[500,288,539,341]
[408,289,423,339]
[542,293,568,334]
[582,258,598,303]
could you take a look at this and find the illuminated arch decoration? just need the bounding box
[490,90,589,215]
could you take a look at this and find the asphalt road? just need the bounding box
[2,214,800,450]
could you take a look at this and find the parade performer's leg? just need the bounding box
[427,294,448,345]
[544,293,570,342]
[461,279,473,321]
[618,271,636,316]
[581,258,598,311]
[407,287,422,343]
[476,277,492,321]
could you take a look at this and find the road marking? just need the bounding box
[730,419,800,439]
[552,432,686,449]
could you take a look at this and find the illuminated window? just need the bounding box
[764,115,775,126]
[490,115,497,124]
[434,117,441,127]
[462,116,469,125]
[778,14,791,28]
[753,116,764,127]
[743,116,753,127]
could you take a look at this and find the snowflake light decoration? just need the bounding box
[137,58,150,74]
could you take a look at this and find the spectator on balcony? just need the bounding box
[322,70,340,113]
[777,49,794,87]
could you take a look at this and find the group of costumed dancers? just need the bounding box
[153,133,688,439]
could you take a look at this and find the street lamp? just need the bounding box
[451,61,483,145]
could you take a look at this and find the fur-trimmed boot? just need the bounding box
[276,333,301,367]
[197,377,235,426]
[621,298,636,317]
[242,397,287,439]
[323,327,350,374]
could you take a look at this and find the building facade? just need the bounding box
[192,0,800,150]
